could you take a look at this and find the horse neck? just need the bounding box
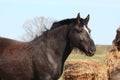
[50,25,73,61]
[31,25,73,74]
[33,25,72,57]
[48,25,73,75]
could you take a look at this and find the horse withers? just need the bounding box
[0,13,96,80]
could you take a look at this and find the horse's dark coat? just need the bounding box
[113,27,120,51]
[0,13,96,80]
[110,70,120,80]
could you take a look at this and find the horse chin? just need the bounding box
[79,48,94,57]
[76,45,95,57]
[85,52,94,57]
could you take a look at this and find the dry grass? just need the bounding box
[105,47,120,79]
[63,60,108,80]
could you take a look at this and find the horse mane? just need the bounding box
[50,18,76,30]
[33,18,76,41]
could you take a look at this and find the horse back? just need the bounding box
[0,37,30,56]
[0,37,34,80]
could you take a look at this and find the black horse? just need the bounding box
[0,13,96,80]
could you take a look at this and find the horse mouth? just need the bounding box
[81,48,95,57]
[85,52,95,56]
[77,45,96,57]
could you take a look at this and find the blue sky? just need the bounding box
[0,0,120,45]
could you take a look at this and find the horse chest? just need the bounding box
[33,51,62,80]
[46,52,62,76]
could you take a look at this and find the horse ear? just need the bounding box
[76,13,80,24]
[85,14,90,24]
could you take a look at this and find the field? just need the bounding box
[67,53,106,65]
[59,45,112,80]
[67,45,112,65]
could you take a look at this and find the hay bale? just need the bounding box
[97,65,108,80]
[105,48,120,71]
[105,27,120,80]
[110,70,120,80]
[63,60,108,80]
[105,47,120,79]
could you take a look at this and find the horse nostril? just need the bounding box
[93,48,96,52]
[89,48,96,54]
[89,50,93,54]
